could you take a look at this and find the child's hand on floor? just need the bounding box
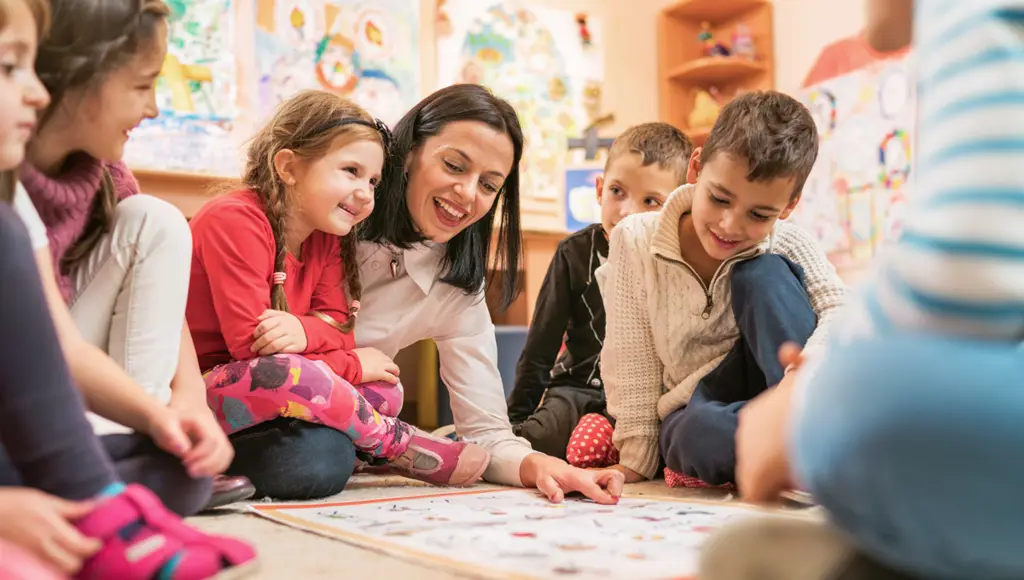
[735,343,803,503]
[252,309,308,356]
[353,347,401,384]
[0,488,100,575]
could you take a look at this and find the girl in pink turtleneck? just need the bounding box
[12,0,240,515]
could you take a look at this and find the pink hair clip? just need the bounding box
[272,272,287,285]
[349,300,361,317]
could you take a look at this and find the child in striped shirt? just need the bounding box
[707,1,1024,579]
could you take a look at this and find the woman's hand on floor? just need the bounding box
[604,464,646,484]
[252,310,308,356]
[0,488,100,575]
[520,454,624,505]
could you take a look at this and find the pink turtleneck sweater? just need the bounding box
[19,155,138,302]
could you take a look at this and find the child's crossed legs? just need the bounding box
[205,354,487,487]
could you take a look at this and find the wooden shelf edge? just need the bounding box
[668,57,765,82]
[664,0,768,22]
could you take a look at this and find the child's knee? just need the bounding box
[114,195,192,257]
[731,254,807,307]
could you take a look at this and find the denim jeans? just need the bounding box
[227,418,357,500]
[660,254,818,485]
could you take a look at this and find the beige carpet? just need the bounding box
[189,475,801,579]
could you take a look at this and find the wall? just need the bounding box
[771,0,866,93]
[420,0,673,135]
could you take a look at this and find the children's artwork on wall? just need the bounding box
[788,55,915,269]
[253,0,420,126]
[252,488,776,580]
[437,0,606,232]
[123,0,239,175]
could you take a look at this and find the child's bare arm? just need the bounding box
[865,0,913,52]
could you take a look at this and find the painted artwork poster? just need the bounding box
[254,0,420,127]
[789,56,915,268]
[124,0,239,175]
[437,1,605,225]
[252,489,772,580]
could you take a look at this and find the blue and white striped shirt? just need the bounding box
[853,0,1024,341]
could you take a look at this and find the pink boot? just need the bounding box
[385,429,490,486]
[75,484,257,579]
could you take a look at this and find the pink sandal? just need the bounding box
[385,429,490,486]
[75,485,257,579]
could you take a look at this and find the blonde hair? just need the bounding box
[245,90,384,333]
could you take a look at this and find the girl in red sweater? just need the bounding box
[187,91,490,489]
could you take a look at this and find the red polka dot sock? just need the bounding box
[663,467,736,490]
[565,413,619,468]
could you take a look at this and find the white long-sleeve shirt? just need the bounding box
[354,240,536,486]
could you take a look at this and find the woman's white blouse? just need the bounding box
[354,241,537,485]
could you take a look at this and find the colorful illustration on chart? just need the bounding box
[437,0,605,232]
[254,0,420,126]
[124,0,238,175]
[252,489,763,579]
[789,56,915,269]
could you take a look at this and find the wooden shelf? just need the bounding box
[665,0,767,23]
[658,0,773,136]
[668,57,766,84]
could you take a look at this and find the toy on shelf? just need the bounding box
[576,13,592,46]
[698,22,730,57]
[731,23,755,60]
[689,88,722,128]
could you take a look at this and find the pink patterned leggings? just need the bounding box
[205,354,410,460]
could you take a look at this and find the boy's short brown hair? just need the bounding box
[701,90,818,198]
[605,122,693,184]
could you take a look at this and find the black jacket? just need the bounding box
[508,224,608,421]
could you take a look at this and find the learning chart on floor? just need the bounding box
[251,489,768,579]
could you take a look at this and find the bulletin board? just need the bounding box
[787,55,915,270]
[436,0,606,232]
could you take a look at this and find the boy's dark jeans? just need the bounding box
[512,384,608,460]
[660,254,817,486]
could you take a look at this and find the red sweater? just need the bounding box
[186,190,362,383]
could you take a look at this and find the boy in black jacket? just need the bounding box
[508,123,692,459]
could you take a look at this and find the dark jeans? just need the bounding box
[0,204,212,516]
[228,418,357,500]
[660,254,817,486]
[512,384,608,460]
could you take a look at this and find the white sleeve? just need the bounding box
[12,183,48,251]
[434,292,537,486]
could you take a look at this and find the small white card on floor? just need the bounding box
[251,489,778,579]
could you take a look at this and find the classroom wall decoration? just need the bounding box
[437,1,606,232]
[252,488,774,579]
[123,0,239,176]
[788,55,915,269]
[253,0,420,126]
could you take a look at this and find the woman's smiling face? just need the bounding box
[403,120,514,243]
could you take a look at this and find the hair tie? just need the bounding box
[349,300,361,318]
[272,272,287,285]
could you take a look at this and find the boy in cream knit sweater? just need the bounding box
[597,91,846,485]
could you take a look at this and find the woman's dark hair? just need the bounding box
[359,84,524,310]
[35,0,169,272]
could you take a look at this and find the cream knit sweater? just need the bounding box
[597,185,846,479]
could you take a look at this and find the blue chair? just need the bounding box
[434,325,528,426]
